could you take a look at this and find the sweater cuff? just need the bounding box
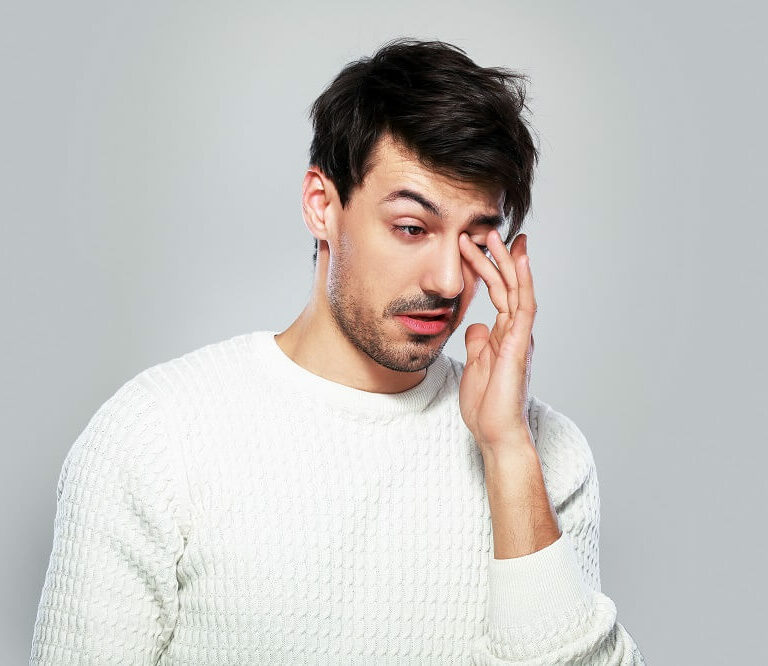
[487,529,593,630]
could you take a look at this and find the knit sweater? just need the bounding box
[30,329,646,665]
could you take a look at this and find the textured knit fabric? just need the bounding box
[30,329,646,665]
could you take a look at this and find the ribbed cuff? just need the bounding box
[486,530,593,630]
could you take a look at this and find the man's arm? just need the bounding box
[30,378,189,664]
[484,447,562,560]
[470,408,647,664]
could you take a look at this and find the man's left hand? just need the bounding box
[457,228,537,460]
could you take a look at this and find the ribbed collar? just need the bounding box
[248,330,452,417]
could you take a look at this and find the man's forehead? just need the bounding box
[368,136,503,212]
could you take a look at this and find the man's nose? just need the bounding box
[419,237,466,301]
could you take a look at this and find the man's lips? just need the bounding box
[395,314,450,335]
[399,308,452,319]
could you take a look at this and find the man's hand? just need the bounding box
[458,229,560,558]
[457,228,536,458]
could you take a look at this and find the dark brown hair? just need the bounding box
[307,37,540,267]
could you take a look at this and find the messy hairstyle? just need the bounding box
[307,37,540,268]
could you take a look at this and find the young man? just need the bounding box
[31,38,646,664]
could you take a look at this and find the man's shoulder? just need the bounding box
[531,396,596,508]
[445,355,595,507]
[129,329,264,404]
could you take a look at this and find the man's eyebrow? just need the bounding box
[379,188,504,229]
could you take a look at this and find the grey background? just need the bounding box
[3,1,766,663]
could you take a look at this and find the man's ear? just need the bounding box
[301,167,339,245]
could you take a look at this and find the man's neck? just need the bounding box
[273,307,428,395]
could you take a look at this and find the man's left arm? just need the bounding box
[457,230,646,663]
[470,440,647,665]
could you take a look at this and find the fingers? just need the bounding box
[504,249,536,357]
[464,322,490,366]
[516,242,536,318]
[487,229,521,315]
[459,230,535,322]
[513,235,536,321]
[459,232,509,314]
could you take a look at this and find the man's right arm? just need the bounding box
[30,378,188,665]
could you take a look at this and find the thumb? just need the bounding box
[464,323,490,365]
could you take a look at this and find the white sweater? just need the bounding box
[30,329,646,664]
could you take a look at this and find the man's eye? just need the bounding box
[394,226,489,253]
[395,225,425,237]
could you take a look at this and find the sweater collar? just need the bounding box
[250,330,452,417]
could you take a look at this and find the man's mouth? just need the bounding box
[395,313,451,335]
[399,308,452,320]
[406,314,446,321]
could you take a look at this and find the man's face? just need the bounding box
[321,133,505,374]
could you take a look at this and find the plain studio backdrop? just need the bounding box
[3,1,766,663]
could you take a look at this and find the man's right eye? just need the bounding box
[393,226,489,254]
[394,225,425,237]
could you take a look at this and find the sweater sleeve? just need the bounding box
[29,377,189,665]
[469,408,647,665]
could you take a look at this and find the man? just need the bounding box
[31,38,646,664]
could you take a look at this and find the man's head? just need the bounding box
[300,38,538,374]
